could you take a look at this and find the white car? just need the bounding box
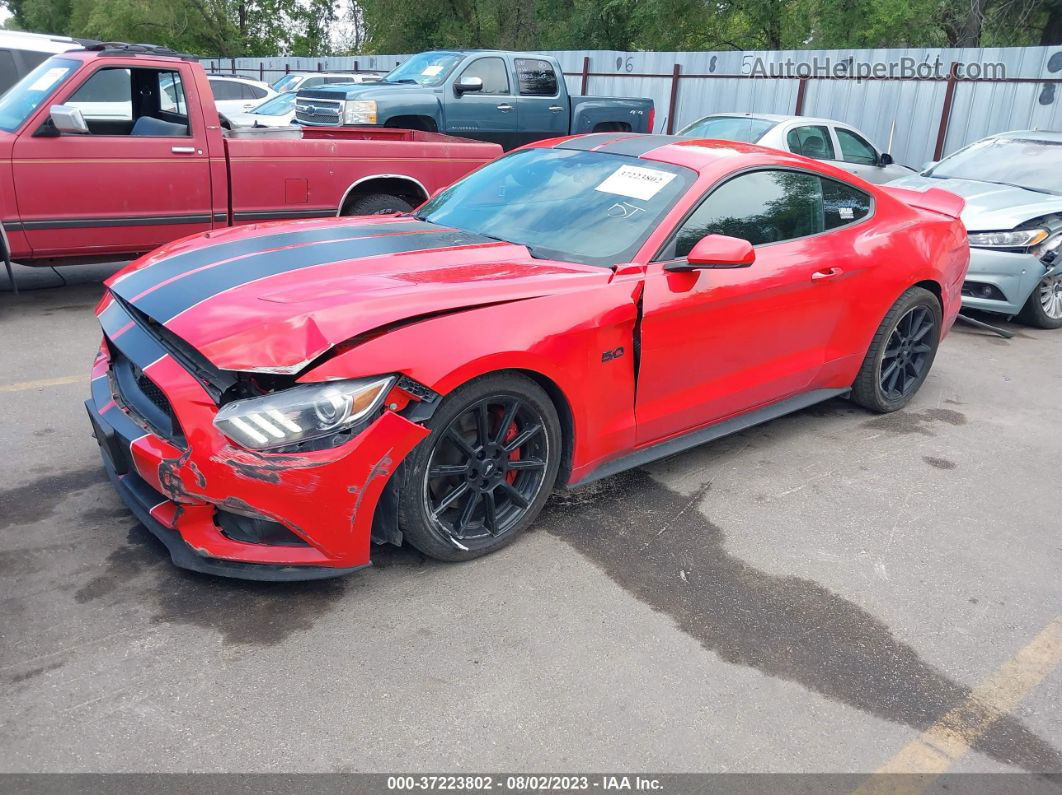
[206,75,277,117]
[221,91,298,128]
[269,72,381,93]
[0,30,80,94]
[677,113,914,184]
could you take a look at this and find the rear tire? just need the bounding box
[396,374,562,562]
[342,193,413,216]
[850,287,942,413]
[1015,273,1062,329]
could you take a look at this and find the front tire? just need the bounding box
[396,374,562,562]
[1016,272,1062,329]
[850,287,942,413]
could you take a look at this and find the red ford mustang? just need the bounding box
[87,134,968,580]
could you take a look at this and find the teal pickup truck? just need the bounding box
[294,50,655,150]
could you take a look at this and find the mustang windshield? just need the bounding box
[0,57,79,133]
[383,52,463,86]
[417,149,696,266]
[926,136,1062,195]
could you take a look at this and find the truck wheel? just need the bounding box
[342,193,414,216]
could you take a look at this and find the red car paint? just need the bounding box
[0,48,499,266]
[87,135,969,580]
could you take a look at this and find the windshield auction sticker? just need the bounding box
[595,166,676,201]
[29,67,69,93]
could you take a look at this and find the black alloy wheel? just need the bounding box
[879,305,935,401]
[850,286,942,413]
[426,395,549,542]
[396,374,562,561]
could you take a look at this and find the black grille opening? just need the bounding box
[215,510,310,547]
[108,347,184,444]
[961,281,1007,301]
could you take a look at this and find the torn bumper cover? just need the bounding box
[86,333,429,581]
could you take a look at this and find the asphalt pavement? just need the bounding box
[0,261,1059,776]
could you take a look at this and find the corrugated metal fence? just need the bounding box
[208,46,1062,168]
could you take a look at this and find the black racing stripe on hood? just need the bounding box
[554,133,625,151]
[127,229,494,324]
[113,220,439,298]
[595,134,684,157]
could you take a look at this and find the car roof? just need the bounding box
[990,129,1062,143]
[0,30,79,53]
[208,74,268,85]
[688,112,846,127]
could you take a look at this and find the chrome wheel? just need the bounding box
[1039,274,1062,320]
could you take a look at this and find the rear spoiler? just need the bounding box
[881,186,965,219]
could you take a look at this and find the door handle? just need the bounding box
[496,103,513,112]
[171,146,196,154]
[548,105,563,112]
[812,267,844,281]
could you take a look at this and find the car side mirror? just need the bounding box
[49,104,89,134]
[666,234,755,271]
[879,152,894,166]
[455,76,483,95]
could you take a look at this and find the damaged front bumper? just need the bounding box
[86,304,429,581]
[961,247,1050,316]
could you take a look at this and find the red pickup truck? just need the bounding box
[0,43,500,287]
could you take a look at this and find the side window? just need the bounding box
[459,57,510,95]
[670,170,825,258]
[515,58,558,96]
[67,68,133,120]
[835,128,879,165]
[210,80,242,101]
[786,125,835,160]
[0,50,19,95]
[158,71,186,116]
[822,178,872,229]
[302,76,323,88]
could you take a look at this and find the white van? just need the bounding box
[0,31,80,95]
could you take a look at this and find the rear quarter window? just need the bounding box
[822,178,872,229]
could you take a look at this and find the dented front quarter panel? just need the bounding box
[120,353,429,569]
[300,274,645,483]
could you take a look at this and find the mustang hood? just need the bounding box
[888,175,1062,230]
[105,217,608,374]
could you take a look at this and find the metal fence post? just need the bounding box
[794,77,808,115]
[933,62,959,161]
[580,56,590,96]
[230,58,236,75]
[259,62,264,82]
[666,64,682,134]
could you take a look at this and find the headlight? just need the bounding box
[967,228,1049,249]
[1036,232,1062,262]
[343,100,377,125]
[214,376,395,451]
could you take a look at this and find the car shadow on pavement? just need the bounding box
[539,469,1062,774]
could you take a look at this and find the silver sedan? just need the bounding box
[676,112,914,184]
[890,130,1062,329]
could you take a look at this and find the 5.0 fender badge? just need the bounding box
[601,347,625,363]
